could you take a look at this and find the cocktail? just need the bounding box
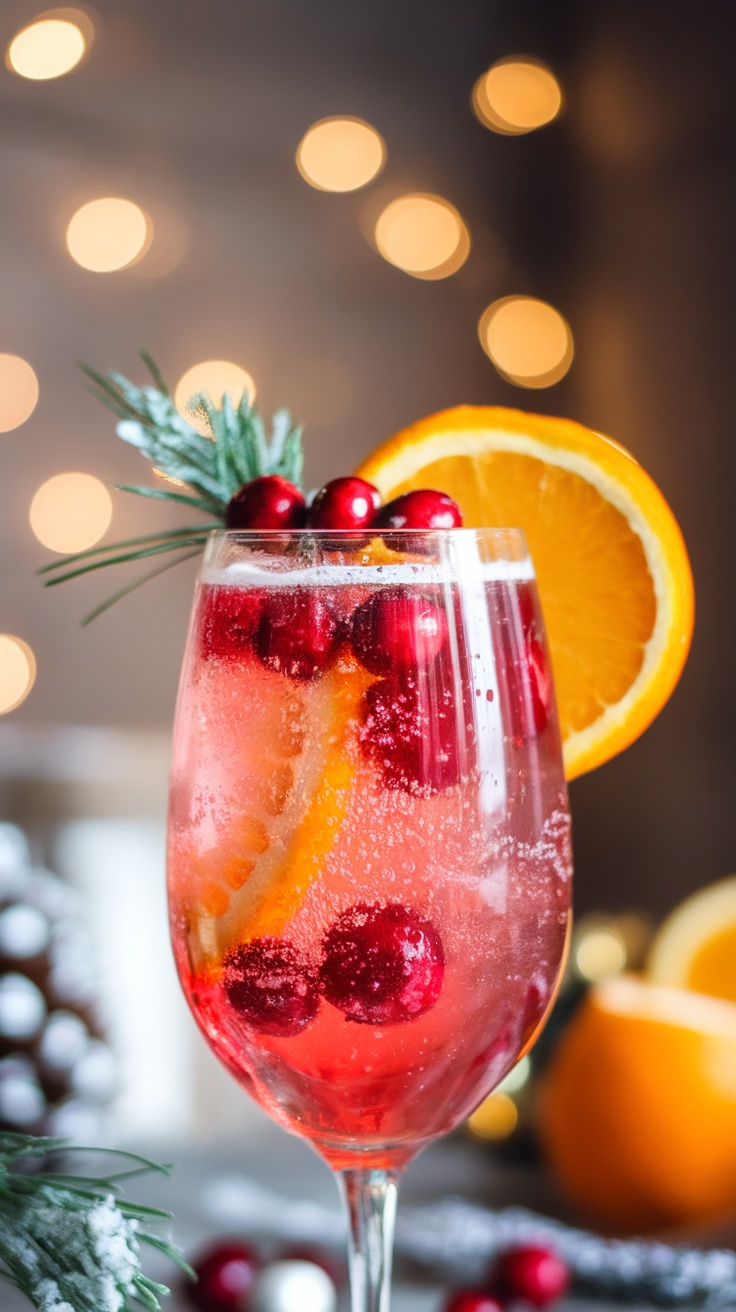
[43,361,692,1312]
[167,527,572,1311]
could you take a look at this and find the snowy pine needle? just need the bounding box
[39,352,304,622]
[0,1133,194,1312]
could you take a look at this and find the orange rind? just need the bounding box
[357,405,694,779]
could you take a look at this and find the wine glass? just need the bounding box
[167,527,572,1312]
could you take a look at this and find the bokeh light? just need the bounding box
[130,205,189,279]
[30,472,113,553]
[374,193,470,279]
[473,58,562,135]
[575,926,628,982]
[297,117,386,192]
[467,1091,519,1140]
[7,15,86,80]
[0,355,39,432]
[0,637,37,715]
[478,295,573,386]
[66,198,151,272]
[175,360,256,433]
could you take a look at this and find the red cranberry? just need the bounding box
[444,1293,504,1312]
[502,585,552,739]
[198,585,263,662]
[493,1245,570,1307]
[188,1240,259,1312]
[320,902,444,1025]
[361,668,462,794]
[223,937,320,1036]
[351,590,449,676]
[225,476,306,530]
[307,477,381,534]
[373,489,463,532]
[255,590,338,680]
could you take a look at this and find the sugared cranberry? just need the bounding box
[492,1245,570,1308]
[373,489,463,532]
[361,668,462,794]
[225,475,307,530]
[199,584,263,662]
[351,590,449,676]
[307,477,381,533]
[444,1292,504,1312]
[255,590,338,680]
[320,902,444,1025]
[223,937,320,1036]
[188,1240,260,1312]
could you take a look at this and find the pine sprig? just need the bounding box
[41,353,305,621]
[0,1133,194,1312]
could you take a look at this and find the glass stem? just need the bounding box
[338,1168,399,1312]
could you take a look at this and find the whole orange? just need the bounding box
[538,975,736,1232]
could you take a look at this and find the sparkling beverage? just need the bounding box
[167,532,572,1169]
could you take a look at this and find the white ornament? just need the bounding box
[247,1259,337,1312]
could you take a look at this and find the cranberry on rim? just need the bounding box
[351,590,449,676]
[255,590,338,680]
[320,902,445,1025]
[225,475,306,530]
[373,489,463,532]
[307,477,381,533]
[223,937,320,1036]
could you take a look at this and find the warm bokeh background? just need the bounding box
[1,0,734,1146]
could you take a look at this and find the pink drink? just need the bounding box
[168,534,572,1170]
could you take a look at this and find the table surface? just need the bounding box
[3,1118,733,1311]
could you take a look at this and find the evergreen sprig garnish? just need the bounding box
[0,1132,194,1312]
[38,353,304,622]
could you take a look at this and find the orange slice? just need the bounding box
[215,659,374,949]
[647,876,736,1004]
[538,974,736,1230]
[357,405,694,779]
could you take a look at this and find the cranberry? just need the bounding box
[255,590,338,680]
[225,475,306,530]
[361,668,462,794]
[320,902,444,1025]
[223,937,320,1036]
[492,1245,570,1307]
[188,1240,259,1312]
[444,1293,504,1312]
[307,477,381,534]
[373,489,463,532]
[199,584,263,662]
[502,586,552,739]
[526,634,552,734]
[351,590,449,676]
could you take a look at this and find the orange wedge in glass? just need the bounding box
[357,405,694,779]
[214,659,375,952]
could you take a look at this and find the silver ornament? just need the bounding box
[248,1259,337,1312]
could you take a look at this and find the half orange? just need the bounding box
[357,405,694,779]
